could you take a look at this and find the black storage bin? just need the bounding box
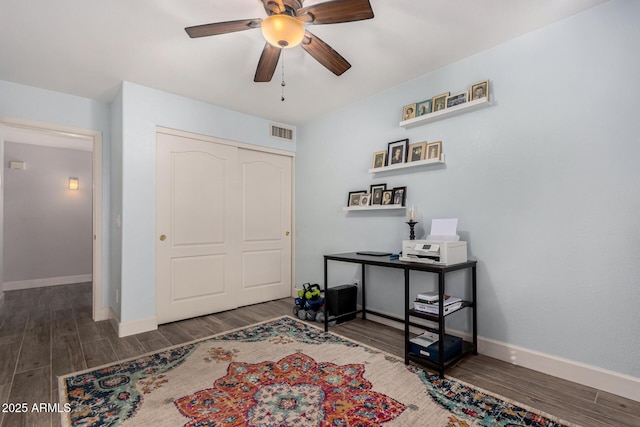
[326,284,357,324]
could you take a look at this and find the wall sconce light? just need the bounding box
[69,177,79,190]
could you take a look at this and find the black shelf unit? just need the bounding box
[323,252,477,377]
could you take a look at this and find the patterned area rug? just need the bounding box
[59,316,577,426]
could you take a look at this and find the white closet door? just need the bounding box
[237,149,292,305]
[156,132,240,323]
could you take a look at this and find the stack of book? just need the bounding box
[414,292,463,315]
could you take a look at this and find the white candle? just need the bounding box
[408,206,416,220]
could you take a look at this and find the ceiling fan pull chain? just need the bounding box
[281,50,286,101]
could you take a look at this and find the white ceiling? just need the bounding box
[0,0,608,126]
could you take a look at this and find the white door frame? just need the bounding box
[0,117,105,320]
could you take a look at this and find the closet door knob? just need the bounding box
[160,234,167,241]
[285,231,290,236]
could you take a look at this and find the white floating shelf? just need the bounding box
[399,97,491,128]
[343,205,406,212]
[369,154,445,174]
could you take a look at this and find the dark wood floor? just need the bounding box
[0,283,638,427]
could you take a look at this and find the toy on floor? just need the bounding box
[293,283,325,322]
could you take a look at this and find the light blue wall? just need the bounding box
[296,0,640,378]
[118,82,295,322]
[109,87,123,318]
[0,80,112,309]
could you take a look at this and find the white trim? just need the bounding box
[477,335,640,403]
[365,311,640,402]
[109,307,158,338]
[3,274,93,291]
[0,117,104,323]
[115,315,158,338]
[156,126,295,158]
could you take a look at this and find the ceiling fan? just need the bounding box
[185,0,374,82]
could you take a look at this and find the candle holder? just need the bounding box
[406,220,418,240]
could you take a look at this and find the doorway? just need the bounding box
[0,119,104,320]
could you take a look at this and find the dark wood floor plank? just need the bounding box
[3,366,51,427]
[95,321,147,360]
[157,322,195,346]
[81,338,118,368]
[595,390,640,422]
[0,308,29,338]
[51,334,86,380]
[170,317,219,340]
[140,336,174,353]
[16,325,50,373]
[0,334,22,385]
[51,309,78,338]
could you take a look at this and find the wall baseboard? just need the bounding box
[3,274,93,291]
[366,312,640,403]
[111,313,158,338]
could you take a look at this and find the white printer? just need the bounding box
[400,239,467,265]
[399,218,468,265]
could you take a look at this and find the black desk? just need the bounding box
[323,252,477,377]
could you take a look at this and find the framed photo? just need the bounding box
[431,92,449,112]
[392,187,406,206]
[359,194,370,206]
[381,190,393,205]
[371,150,387,169]
[348,190,366,207]
[408,142,427,162]
[369,184,387,205]
[387,139,409,165]
[416,99,432,116]
[402,103,416,121]
[426,141,442,160]
[446,91,468,108]
[470,80,489,101]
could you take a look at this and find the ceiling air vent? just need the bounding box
[270,123,295,143]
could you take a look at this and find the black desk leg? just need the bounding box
[438,272,446,378]
[361,263,366,320]
[404,267,409,365]
[323,257,328,333]
[472,265,478,355]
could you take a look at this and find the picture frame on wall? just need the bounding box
[393,187,407,206]
[387,139,409,165]
[426,141,442,160]
[370,184,387,205]
[381,190,393,205]
[416,99,432,116]
[431,92,449,112]
[446,91,469,108]
[402,104,416,121]
[348,190,367,207]
[408,142,427,162]
[371,150,387,169]
[359,194,370,206]
[470,80,489,101]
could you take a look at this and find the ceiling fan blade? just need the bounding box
[254,43,282,82]
[261,0,286,15]
[185,19,261,38]
[301,31,351,76]
[298,0,374,24]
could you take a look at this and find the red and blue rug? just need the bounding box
[59,316,577,426]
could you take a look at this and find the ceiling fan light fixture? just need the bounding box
[261,14,305,48]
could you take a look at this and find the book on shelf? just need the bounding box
[416,292,439,302]
[413,301,463,315]
[415,295,462,306]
